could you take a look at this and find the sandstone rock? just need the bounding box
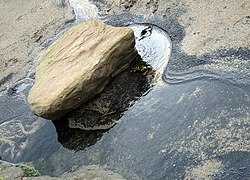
[23,176,62,180]
[0,160,39,179]
[0,160,125,180]
[28,20,137,119]
[62,165,125,180]
[23,165,125,180]
[67,56,154,131]
[0,166,24,180]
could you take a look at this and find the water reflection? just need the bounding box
[53,118,107,151]
[52,23,172,150]
[53,56,154,150]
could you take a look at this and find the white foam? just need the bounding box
[69,0,99,22]
[129,24,172,84]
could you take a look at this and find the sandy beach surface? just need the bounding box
[0,0,74,90]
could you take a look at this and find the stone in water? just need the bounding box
[28,20,137,119]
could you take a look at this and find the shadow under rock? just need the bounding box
[53,55,155,151]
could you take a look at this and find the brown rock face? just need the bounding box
[28,20,137,120]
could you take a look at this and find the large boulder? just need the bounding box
[28,20,137,120]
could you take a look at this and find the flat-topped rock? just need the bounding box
[28,20,137,119]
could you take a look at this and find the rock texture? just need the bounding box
[0,166,24,180]
[28,20,137,119]
[67,56,154,131]
[61,165,125,180]
[0,160,39,180]
[0,161,125,180]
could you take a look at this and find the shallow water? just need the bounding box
[129,24,171,81]
[0,3,249,180]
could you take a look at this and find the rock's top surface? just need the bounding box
[62,165,125,180]
[0,161,125,180]
[28,20,137,119]
[0,160,39,180]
